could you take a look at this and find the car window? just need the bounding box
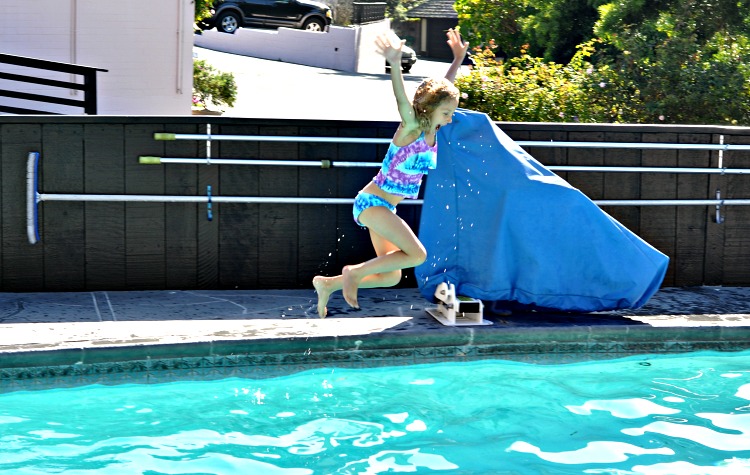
[242,0,275,6]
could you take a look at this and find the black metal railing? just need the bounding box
[0,53,107,115]
[352,2,387,24]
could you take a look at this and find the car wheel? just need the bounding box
[402,65,412,73]
[217,12,240,34]
[302,19,325,32]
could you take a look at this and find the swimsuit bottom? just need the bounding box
[352,192,397,227]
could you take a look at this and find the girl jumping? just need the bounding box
[313,29,469,317]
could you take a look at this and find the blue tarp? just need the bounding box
[415,109,669,312]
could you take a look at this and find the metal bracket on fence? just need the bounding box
[207,185,213,221]
[206,124,212,165]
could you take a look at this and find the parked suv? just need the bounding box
[200,0,333,33]
[386,44,417,73]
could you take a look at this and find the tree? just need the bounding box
[588,0,750,124]
[520,0,607,63]
[455,0,533,56]
[455,0,604,63]
[384,0,424,21]
[195,0,215,24]
[455,0,750,124]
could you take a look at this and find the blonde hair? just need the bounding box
[412,78,460,131]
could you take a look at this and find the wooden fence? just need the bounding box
[2,115,749,291]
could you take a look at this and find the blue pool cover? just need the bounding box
[416,109,669,312]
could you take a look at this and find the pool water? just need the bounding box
[2,352,750,474]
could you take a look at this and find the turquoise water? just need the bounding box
[1,352,750,474]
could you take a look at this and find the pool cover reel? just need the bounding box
[416,109,670,312]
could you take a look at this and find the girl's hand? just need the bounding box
[375,31,405,67]
[446,28,469,62]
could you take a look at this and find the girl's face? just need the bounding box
[430,97,459,132]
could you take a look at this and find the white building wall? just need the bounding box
[0,0,193,115]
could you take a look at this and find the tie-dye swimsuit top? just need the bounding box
[373,133,437,199]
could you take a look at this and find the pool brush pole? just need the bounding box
[138,156,382,168]
[154,132,750,151]
[26,152,40,245]
[139,156,750,175]
[154,132,392,145]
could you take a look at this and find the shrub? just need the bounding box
[192,59,237,111]
[454,0,750,125]
[455,45,594,122]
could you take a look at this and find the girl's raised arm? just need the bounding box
[444,28,470,83]
[376,32,418,130]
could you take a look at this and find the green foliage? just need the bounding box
[456,46,595,122]
[384,0,424,21]
[193,59,237,111]
[455,0,532,56]
[454,0,750,125]
[519,0,607,63]
[589,0,750,124]
[194,0,215,23]
[455,0,603,63]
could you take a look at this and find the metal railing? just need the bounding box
[146,132,750,175]
[27,133,750,243]
[0,53,107,115]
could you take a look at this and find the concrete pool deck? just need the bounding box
[1,286,750,390]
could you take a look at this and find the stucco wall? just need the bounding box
[0,0,193,115]
[194,22,389,74]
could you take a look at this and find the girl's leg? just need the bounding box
[313,206,425,316]
[342,206,426,309]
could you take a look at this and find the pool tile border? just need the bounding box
[2,324,750,392]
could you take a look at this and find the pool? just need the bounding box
[2,350,749,474]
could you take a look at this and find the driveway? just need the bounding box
[194,46,462,121]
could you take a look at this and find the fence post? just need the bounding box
[83,70,98,115]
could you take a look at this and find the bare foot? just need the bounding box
[342,265,361,309]
[312,276,333,318]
